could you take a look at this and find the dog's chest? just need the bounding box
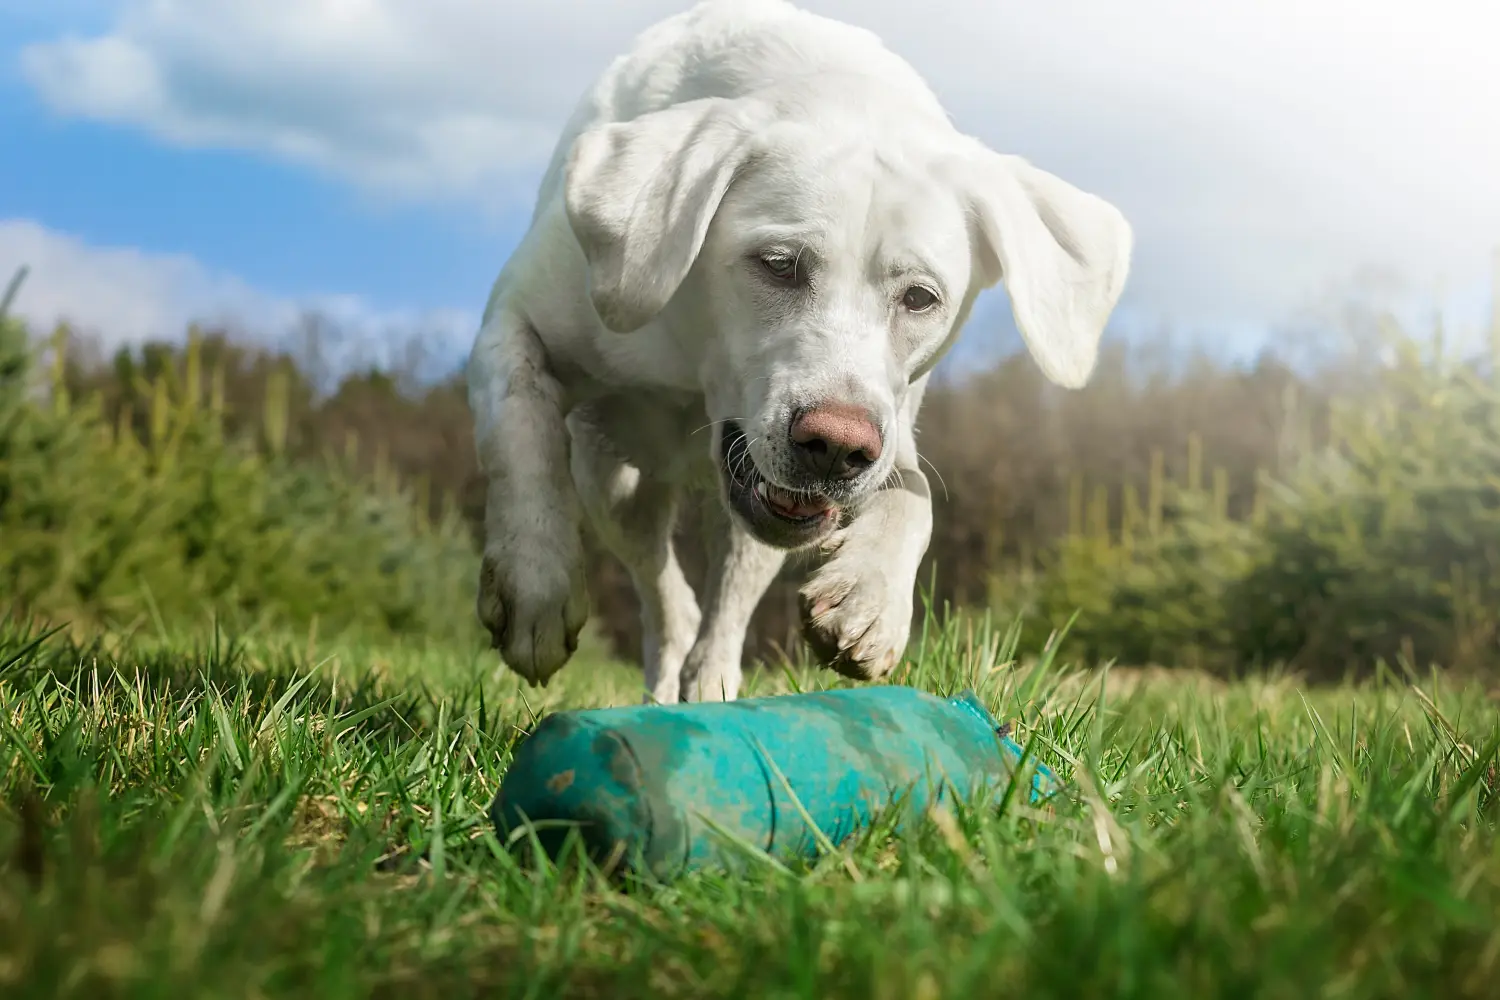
[569,391,715,485]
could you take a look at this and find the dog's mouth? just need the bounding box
[759,482,834,519]
[719,421,839,547]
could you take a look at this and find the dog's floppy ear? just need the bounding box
[964,149,1133,389]
[565,98,758,333]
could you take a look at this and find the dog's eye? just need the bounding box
[902,286,939,312]
[760,254,798,282]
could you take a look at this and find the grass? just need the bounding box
[2,611,1499,999]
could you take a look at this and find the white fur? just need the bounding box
[468,0,1132,700]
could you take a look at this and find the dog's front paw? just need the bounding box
[477,547,588,686]
[799,555,913,681]
[677,646,741,703]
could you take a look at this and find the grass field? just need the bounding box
[3,612,1500,999]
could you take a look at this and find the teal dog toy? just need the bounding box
[490,685,1062,880]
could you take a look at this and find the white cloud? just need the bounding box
[17,0,1500,338]
[18,0,664,205]
[0,219,477,379]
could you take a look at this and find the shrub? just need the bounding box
[1227,334,1500,677]
[0,292,481,644]
[1009,470,1261,671]
[1015,321,1500,678]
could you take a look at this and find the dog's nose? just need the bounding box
[789,403,883,481]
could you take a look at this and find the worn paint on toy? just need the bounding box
[490,685,1062,880]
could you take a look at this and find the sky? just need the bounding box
[1,0,1498,379]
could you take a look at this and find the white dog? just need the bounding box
[468,0,1132,704]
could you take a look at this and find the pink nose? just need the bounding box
[789,403,883,481]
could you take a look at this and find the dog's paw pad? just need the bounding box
[799,569,910,681]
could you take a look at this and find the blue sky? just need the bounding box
[0,2,528,374]
[2,1,1497,380]
[2,80,522,312]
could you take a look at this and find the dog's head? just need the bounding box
[564,86,1132,550]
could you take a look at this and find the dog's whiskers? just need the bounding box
[917,452,949,502]
[731,435,761,488]
[694,416,749,438]
[724,431,762,490]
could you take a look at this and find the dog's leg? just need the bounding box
[568,411,701,705]
[679,500,786,703]
[468,307,589,686]
[799,381,934,681]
